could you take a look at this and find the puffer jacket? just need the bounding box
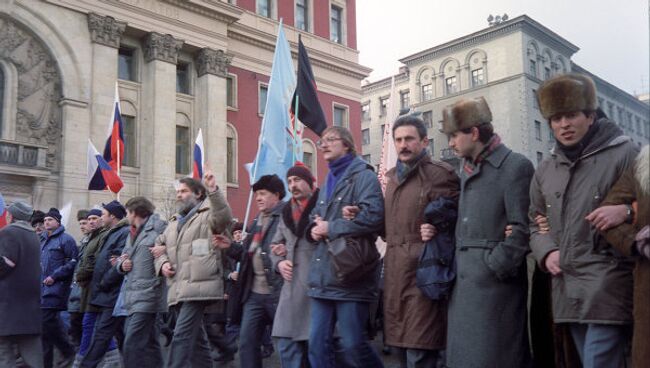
[154,190,232,306]
[89,218,130,308]
[40,225,79,310]
[307,156,384,302]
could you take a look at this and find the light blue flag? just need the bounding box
[247,21,298,191]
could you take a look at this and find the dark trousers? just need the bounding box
[204,313,237,355]
[239,292,278,368]
[80,308,121,368]
[167,301,212,368]
[68,312,84,348]
[42,309,74,368]
[123,312,162,368]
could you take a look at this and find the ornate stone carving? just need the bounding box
[143,32,183,64]
[0,18,62,170]
[87,13,126,48]
[196,48,232,77]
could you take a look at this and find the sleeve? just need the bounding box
[270,220,288,272]
[485,158,535,280]
[99,230,128,289]
[208,190,233,234]
[328,170,385,240]
[153,229,170,276]
[601,170,639,256]
[50,236,79,281]
[0,229,20,279]
[528,166,559,270]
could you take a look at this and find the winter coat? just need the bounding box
[117,214,168,315]
[270,190,320,340]
[76,226,110,312]
[383,155,459,350]
[600,146,650,367]
[89,218,130,309]
[40,225,79,310]
[0,221,42,335]
[529,119,638,325]
[67,235,89,313]
[446,143,534,368]
[307,156,384,303]
[154,190,232,306]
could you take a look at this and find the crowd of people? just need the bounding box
[0,72,648,368]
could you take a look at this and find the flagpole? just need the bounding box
[116,140,120,201]
[293,95,300,164]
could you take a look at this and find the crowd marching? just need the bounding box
[1,72,649,368]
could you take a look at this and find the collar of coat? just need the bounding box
[282,188,320,237]
[9,220,35,233]
[325,156,374,199]
[169,195,211,222]
[550,118,631,165]
[461,143,510,170]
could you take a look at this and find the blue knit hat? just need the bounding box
[102,200,126,219]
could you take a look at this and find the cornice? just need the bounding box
[161,0,242,24]
[362,73,409,93]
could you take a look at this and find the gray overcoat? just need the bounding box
[446,143,534,368]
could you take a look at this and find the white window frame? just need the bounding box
[256,0,277,19]
[226,73,238,110]
[329,0,347,46]
[258,82,269,116]
[226,123,239,187]
[332,102,349,128]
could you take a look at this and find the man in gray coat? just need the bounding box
[270,164,319,368]
[438,97,534,368]
[0,202,43,368]
[530,73,638,367]
[117,196,167,367]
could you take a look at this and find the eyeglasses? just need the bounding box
[316,137,342,148]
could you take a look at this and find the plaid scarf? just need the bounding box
[463,134,501,175]
[248,212,271,256]
[291,197,310,224]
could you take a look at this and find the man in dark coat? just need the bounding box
[441,97,534,368]
[67,209,90,349]
[380,115,459,367]
[80,200,130,368]
[40,207,79,368]
[0,202,43,368]
[530,73,638,367]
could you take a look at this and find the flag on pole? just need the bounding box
[247,21,297,187]
[0,193,6,229]
[291,35,327,136]
[192,128,205,180]
[88,139,124,193]
[59,202,72,228]
[377,76,399,194]
[103,83,125,173]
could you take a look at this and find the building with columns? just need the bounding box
[0,0,369,229]
[361,15,650,169]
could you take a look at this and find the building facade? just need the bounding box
[361,15,650,169]
[0,0,370,229]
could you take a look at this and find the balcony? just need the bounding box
[0,139,49,177]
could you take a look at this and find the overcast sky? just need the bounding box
[356,0,649,96]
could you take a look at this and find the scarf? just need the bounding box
[556,120,601,162]
[463,134,501,175]
[396,149,428,184]
[282,189,319,237]
[177,201,201,233]
[248,212,272,255]
[326,153,355,200]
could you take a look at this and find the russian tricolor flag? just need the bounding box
[192,128,205,180]
[0,193,7,229]
[88,140,123,193]
[103,83,125,172]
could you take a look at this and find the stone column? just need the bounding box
[194,48,232,193]
[139,32,183,205]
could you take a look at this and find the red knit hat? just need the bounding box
[286,162,315,188]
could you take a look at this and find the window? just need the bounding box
[259,84,268,115]
[471,68,484,87]
[175,126,190,174]
[400,91,410,110]
[122,115,137,167]
[608,103,615,120]
[549,127,555,142]
[380,97,389,116]
[302,139,317,173]
[330,5,342,44]
[532,89,539,109]
[362,154,371,163]
[295,0,308,31]
[422,111,433,129]
[226,75,237,108]
[361,103,370,121]
[226,124,237,184]
[529,60,537,77]
[535,120,542,140]
[421,83,432,101]
[176,62,190,94]
[537,151,543,165]
[445,76,458,95]
[333,105,348,127]
[544,67,551,80]
[0,67,3,132]
[380,124,385,138]
[428,140,434,157]
[257,0,271,17]
[118,47,136,81]
[362,128,370,145]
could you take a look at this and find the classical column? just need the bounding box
[194,48,232,192]
[139,32,183,203]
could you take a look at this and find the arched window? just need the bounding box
[302,138,317,176]
[226,123,238,185]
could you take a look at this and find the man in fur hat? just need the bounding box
[441,96,534,368]
[529,73,638,367]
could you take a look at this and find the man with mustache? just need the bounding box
[529,73,638,367]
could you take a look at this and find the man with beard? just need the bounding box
[529,73,638,367]
[153,173,232,368]
[441,97,534,368]
[269,165,319,367]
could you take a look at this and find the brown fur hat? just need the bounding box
[537,73,597,120]
[441,97,492,134]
